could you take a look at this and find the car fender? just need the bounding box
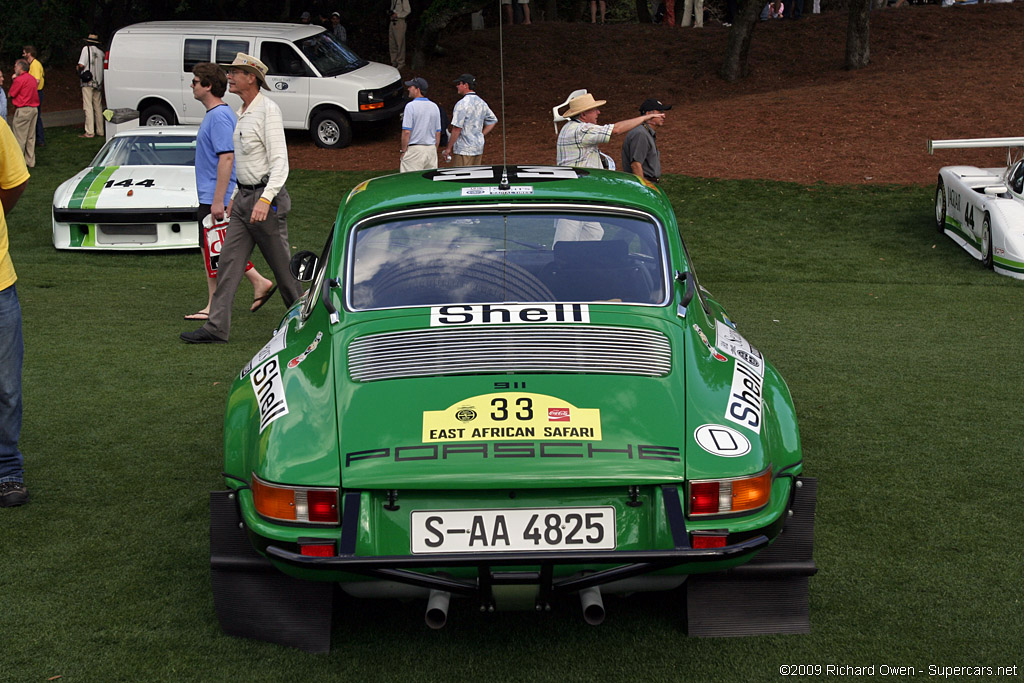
[224,315,341,488]
[683,307,801,485]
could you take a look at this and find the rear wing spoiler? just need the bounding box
[928,137,1024,154]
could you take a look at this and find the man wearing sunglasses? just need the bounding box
[183,62,273,324]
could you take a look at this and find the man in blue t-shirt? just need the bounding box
[185,63,273,322]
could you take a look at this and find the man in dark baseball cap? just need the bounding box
[453,73,476,88]
[622,98,671,183]
[639,98,672,115]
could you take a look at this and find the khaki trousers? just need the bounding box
[389,18,407,69]
[82,87,104,136]
[400,145,437,172]
[453,154,483,167]
[11,107,37,168]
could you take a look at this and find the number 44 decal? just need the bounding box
[103,178,156,188]
[964,203,975,230]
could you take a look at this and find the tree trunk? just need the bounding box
[845,0,870,69]
[719,0,762,82]
[635,0,652,23]
[543,0,559,21]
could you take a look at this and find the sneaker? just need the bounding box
[0,480,29,507]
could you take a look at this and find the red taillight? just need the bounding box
[300,542,335,557]
[307,489,339,523]
[250,473,339,525]
[104,51,109,69]
[692,533,727,549]
[689,481,720,515]
[689,467,773,516]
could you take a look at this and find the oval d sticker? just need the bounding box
[694,424,751,457]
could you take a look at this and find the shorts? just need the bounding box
[501,0,530,5]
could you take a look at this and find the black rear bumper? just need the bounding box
[241,483,812,599]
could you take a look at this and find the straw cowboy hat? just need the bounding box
[85,34,101,44]
[221,52,270,91]
[562,93,606,119]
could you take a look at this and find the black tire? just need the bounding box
[934,177,947,233]
[311,110,352,149]
[140,103,175,127]
[981,213,993,269]
[366,252,555,309]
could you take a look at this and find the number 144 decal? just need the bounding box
[104,178,156,188]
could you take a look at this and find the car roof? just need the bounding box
[342,166,674,223]
[114,21,324,41]
[112,125,199,139]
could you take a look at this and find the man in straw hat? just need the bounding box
[555,92,664,170]
[553,92,664,243]
[76,34,105,138]
[181,54,301,344]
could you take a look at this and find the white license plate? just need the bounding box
[410,507,616,554]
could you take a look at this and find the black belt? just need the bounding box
[644,174,660,183]
[237,182,266,191]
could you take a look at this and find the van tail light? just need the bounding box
[251,474,339,525]
[104,51,109,70]
[688,467,772,516]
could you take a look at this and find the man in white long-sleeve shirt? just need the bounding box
[181,53,301,344]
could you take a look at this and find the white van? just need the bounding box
[104,21,405,148]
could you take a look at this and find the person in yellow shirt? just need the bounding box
[0,118,30,507]
[22,46,45,147]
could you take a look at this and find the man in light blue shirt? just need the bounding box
[399,77,441,172]
[443,73,497,167]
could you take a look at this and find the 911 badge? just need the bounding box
[423,392,601,442]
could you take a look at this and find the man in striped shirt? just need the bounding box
[181,54,302,344]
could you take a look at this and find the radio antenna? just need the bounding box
[498,0,510,190]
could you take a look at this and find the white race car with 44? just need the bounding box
[930,137,1024,280]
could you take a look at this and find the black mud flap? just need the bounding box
[210,490,334,652]
[686,476,818,637]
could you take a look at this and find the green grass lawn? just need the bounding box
[2,128,1022,681]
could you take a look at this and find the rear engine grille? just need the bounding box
[348,325,672,382]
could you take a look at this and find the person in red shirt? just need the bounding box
[8,60,39,168]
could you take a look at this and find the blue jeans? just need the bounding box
[0,285,24,483]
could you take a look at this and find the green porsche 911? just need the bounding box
[210,165,817,651]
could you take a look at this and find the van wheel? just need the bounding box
[140,103,175,126]
[311,111,351,149]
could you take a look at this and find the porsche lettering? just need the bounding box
[346,442,680,467]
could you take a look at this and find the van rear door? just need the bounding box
[180,36,254,122]
[257,40,311,129]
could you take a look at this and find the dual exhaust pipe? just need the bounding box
[423,586,605,628]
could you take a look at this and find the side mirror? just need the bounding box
[290,250,319,282]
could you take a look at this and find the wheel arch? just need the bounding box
[137,97,178,125]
